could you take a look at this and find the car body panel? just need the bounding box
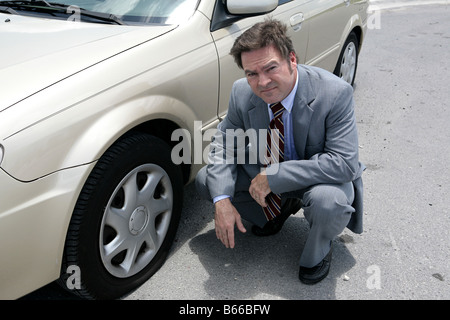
[0,163,95,299]
[0,14,177,113]
[305,0,368,70]
[0,0,368,299]
[0,11,218,181]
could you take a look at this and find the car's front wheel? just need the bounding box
[334,31,359,86]
[60,133,183,299]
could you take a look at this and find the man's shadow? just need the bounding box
[187,194,356,300]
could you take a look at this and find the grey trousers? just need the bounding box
[195,166,355,268]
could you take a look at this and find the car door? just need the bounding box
[211,0,312,119]
[303,0,351,71]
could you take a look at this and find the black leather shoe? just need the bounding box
[299,247,332,285]
[251,198,301,237]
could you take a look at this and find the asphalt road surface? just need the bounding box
[22,1,450,301]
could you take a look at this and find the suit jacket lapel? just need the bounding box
[246,95,269,169]
[292,65,315,160]
[248,94,270,130]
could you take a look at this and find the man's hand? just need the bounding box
[249,171,271,207]
[214,198,246,248]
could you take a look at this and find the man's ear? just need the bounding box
[289,51,297,65]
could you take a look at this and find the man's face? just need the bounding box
[241,44,297,105]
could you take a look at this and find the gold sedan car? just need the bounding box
[0,0,368,299]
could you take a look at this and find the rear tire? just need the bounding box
[334,31,359,86]
[60,133,183,299]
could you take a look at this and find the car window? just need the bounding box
[64,0,199,24]
[0,0,200,25]
[278,0,293,4]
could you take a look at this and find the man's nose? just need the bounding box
[258,73,272,88]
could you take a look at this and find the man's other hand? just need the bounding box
[214,198,246,248]
[249,171,271,207]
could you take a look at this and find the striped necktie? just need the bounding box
[263,102,285,221]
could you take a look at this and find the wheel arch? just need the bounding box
[350,25,363,53]
[63,94,199,186]
[340,14,365,55]
[129,119,192,184]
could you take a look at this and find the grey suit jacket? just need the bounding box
[206,65,365,234]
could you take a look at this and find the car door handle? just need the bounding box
[290,13,304,31]
[343,0,350,7]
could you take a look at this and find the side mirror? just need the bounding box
[226,0,278,15]
[211,0,279,31]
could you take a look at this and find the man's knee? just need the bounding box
[305,183,353,208]
[195,166,211,201]
[302,183,355,224]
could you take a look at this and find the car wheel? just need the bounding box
[60,133,183,299]
[334,32,359,86]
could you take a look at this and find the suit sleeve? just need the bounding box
[267,82,361,194]
[205,83,244,199]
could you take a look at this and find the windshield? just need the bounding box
[0,0,200,25]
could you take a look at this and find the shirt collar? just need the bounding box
[268,71,299,114]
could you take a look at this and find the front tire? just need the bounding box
[60,133,183,299]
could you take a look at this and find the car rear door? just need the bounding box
[303,0,351,71]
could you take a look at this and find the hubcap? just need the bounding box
[129,206,149,235]
[340,41,356,84]
[99,164,173,278]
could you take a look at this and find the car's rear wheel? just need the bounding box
[334,31,359,86]
[60,133,183,299]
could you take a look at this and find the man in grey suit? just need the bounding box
[195,19,364,284]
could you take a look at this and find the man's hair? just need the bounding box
[230,18,298,69]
